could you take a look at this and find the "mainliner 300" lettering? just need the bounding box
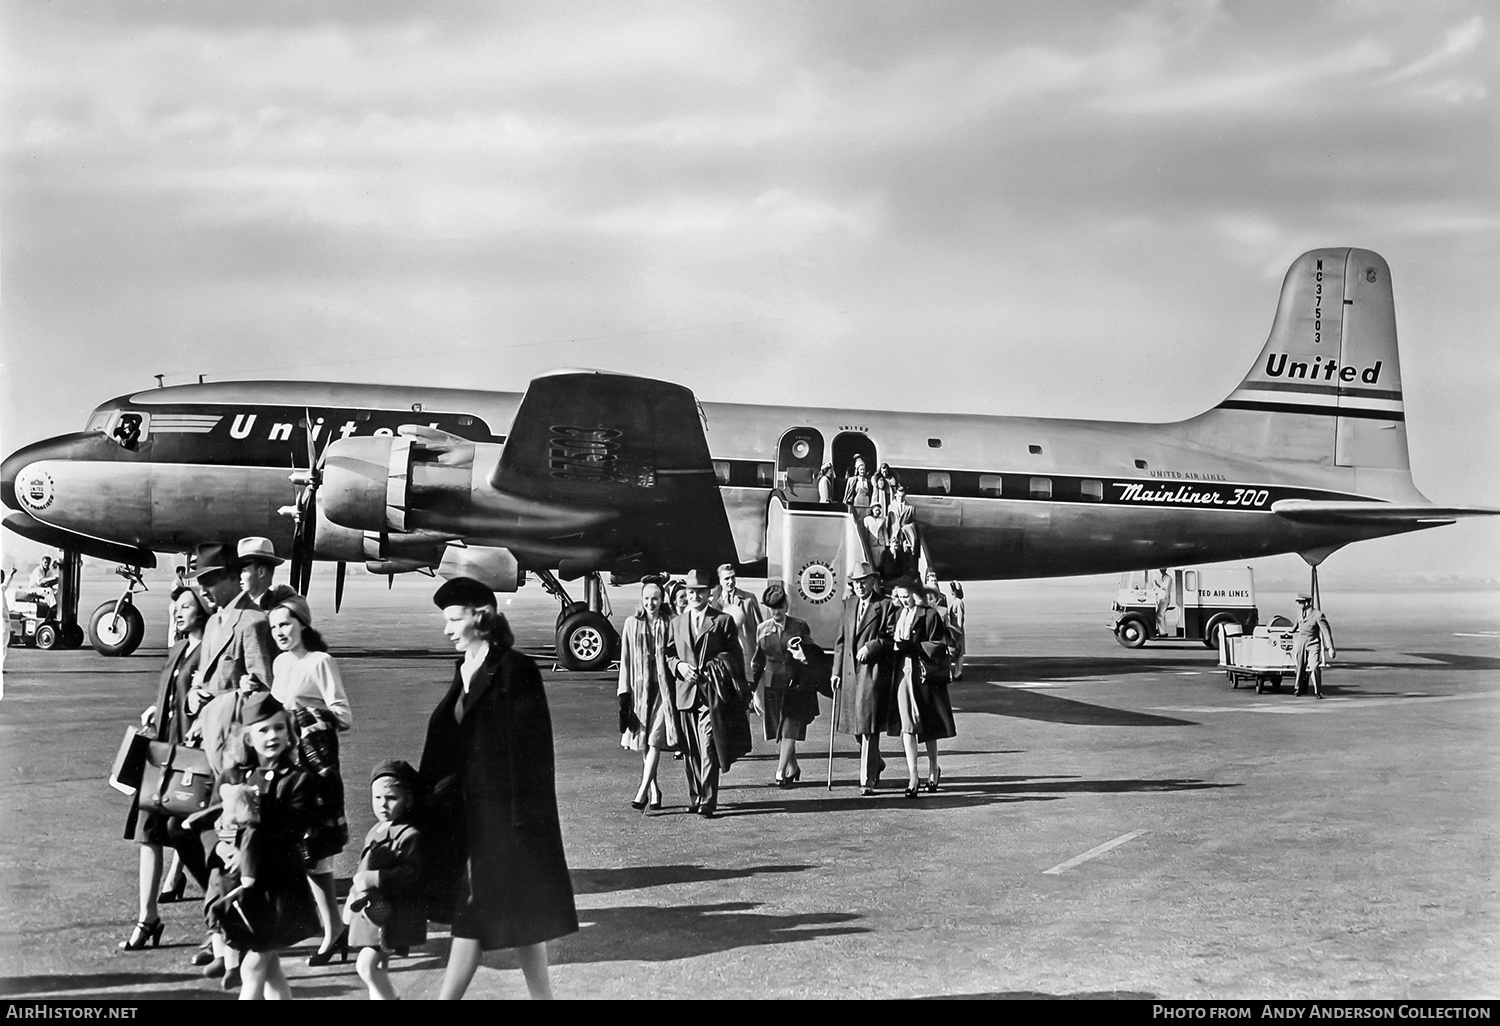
[548,425,626,483]
[1116,483,1271,508]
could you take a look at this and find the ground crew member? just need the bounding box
[1291,592,1336,698]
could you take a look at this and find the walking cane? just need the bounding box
[827,685,839,790]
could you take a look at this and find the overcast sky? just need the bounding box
[2,0,1496,580]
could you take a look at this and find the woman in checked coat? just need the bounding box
[419,577,579,1000]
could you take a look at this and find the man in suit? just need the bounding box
[666,569,749,818]
[185,542,277,775]
[236,537,285,611]
[1291,592,1336,698]
[832,562,897,795]
[710,563,762,684]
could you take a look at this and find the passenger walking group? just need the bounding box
[117,538,575,1000]
[110,528,963,999]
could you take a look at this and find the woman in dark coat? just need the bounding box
[420,577,578,1001]
[118,585,211,951]
[886,580,957,797]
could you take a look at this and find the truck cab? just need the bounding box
[1112,567,1258,649]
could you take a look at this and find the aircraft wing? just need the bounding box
[488,370,737,572]
[1270,499,1500,526]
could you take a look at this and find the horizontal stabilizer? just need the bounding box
[1271,499,1499,526]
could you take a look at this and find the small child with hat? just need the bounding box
[202,692,321,999]
[344,759,426,1000]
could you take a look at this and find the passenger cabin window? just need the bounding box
[977,474,1003,497]
[926,472,952,495]
[1028,444,1043,455]
[1081,479,1104,501]
[712,461,731,486]
[927,438,942,448]
[1135,459,1148,469]
[1029,476,1052,499]
[755,463,774,487]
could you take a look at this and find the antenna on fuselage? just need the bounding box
[154,375,164,388]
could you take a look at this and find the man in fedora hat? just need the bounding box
[236,537,286,611]
[665,569,750,817]
[832,562,897,795]
[1291,592,1336,698]
[185,542,277,770]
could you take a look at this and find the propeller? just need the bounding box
[283,409,341,603]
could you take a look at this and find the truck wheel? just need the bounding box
[556,611,615,671]
[35,622,61,650]
[1203,613,1236,649]
[89,601,145,657]
[1115,617,1148,649]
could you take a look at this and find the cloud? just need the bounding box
[1381,15,1484,82]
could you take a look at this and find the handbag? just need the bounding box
[109,727,152,796]
[138,741,214,818]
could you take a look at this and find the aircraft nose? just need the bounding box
[2,432,128,515]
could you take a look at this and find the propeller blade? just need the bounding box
[303,407,318,472]
[334,562,346,613]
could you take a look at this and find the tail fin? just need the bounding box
[1184,248,1408,471]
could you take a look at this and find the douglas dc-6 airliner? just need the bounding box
[3,248,1492,666]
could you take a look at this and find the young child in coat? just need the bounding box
[344,759,426,1000]
[202,692,321,1000]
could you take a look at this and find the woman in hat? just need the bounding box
[618,579,677,810]
[419,577,578,1000]
[816,462,839,505]
[203,692,321,999]
[266,593,353,966]
[750,582,822,786]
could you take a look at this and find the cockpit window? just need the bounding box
[86,410,111,432]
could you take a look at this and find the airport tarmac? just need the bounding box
[1,577,1497,1000]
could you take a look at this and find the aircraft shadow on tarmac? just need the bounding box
[716,774,1234,816]
[571,863,815,895]
[964,653,1214,681]
[950,685,1197,727]
[919,989,1159,1000]
[0,971,206,999]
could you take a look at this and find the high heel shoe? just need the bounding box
[649,785,663,811]
[926,767,942,793]
[306,928,349,967]
[157,879,187,904]
[118,918,163,951]
[904,784,920,799]
[630,796,648,810]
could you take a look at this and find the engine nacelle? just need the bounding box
[438,544,520,593]
[364,559,430,576]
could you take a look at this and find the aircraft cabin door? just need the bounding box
[1180,568,1200,639]
[830,432,877,486]
[776,427,824,503]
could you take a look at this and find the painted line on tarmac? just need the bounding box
[1042,830,1148,875]
[1454,632,1500,638]
[1151,693,1493,715]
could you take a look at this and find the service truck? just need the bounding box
[1111,567,1258,648]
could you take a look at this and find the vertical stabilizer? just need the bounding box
[1186,249,1409,471]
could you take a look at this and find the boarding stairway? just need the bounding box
[764,493,930,649]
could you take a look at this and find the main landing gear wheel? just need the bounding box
[1203,613,1236,649]
[556,611,614,672]
[89,601,145,657]
[1115,616,1148,649]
